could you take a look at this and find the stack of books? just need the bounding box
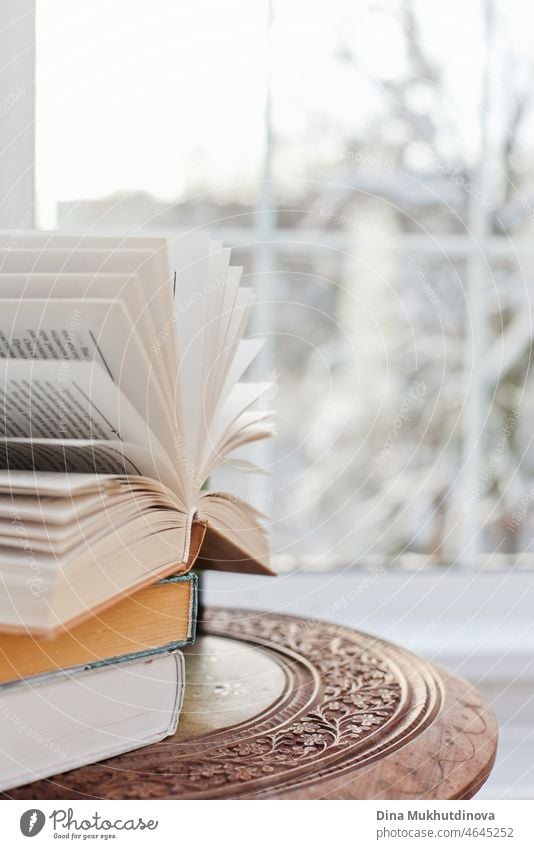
[0,231,274,791]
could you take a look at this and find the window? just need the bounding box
[15,0,534,568]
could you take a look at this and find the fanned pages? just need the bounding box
[0,231,275,634]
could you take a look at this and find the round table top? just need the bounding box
[9,608,498,800]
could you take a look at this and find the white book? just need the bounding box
[0,232,275,635]
[0,650,184,792]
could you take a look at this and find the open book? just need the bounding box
[0,232,275,634]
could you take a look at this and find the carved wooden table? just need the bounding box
[7,608,497,800]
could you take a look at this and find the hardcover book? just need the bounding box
[0,573,197,683]
[0,649,185,792]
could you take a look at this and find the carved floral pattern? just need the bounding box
[180,610,403,792]
[6,608,495,801]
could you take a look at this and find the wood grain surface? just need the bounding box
[4,608,498,800]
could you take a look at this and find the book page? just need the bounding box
[0,439,161,478]
[203,287,255,428]
[202,265,243,424]
[201,245,231,396]
[0,273,177,413]
[0,247,177,385]
[171,233,212,489]
[0,490,105,523]
[0,359,180,491]
[0,298,179,461]
[198,491,272,574]
[220,338,265,404]
[0,271,159,351]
